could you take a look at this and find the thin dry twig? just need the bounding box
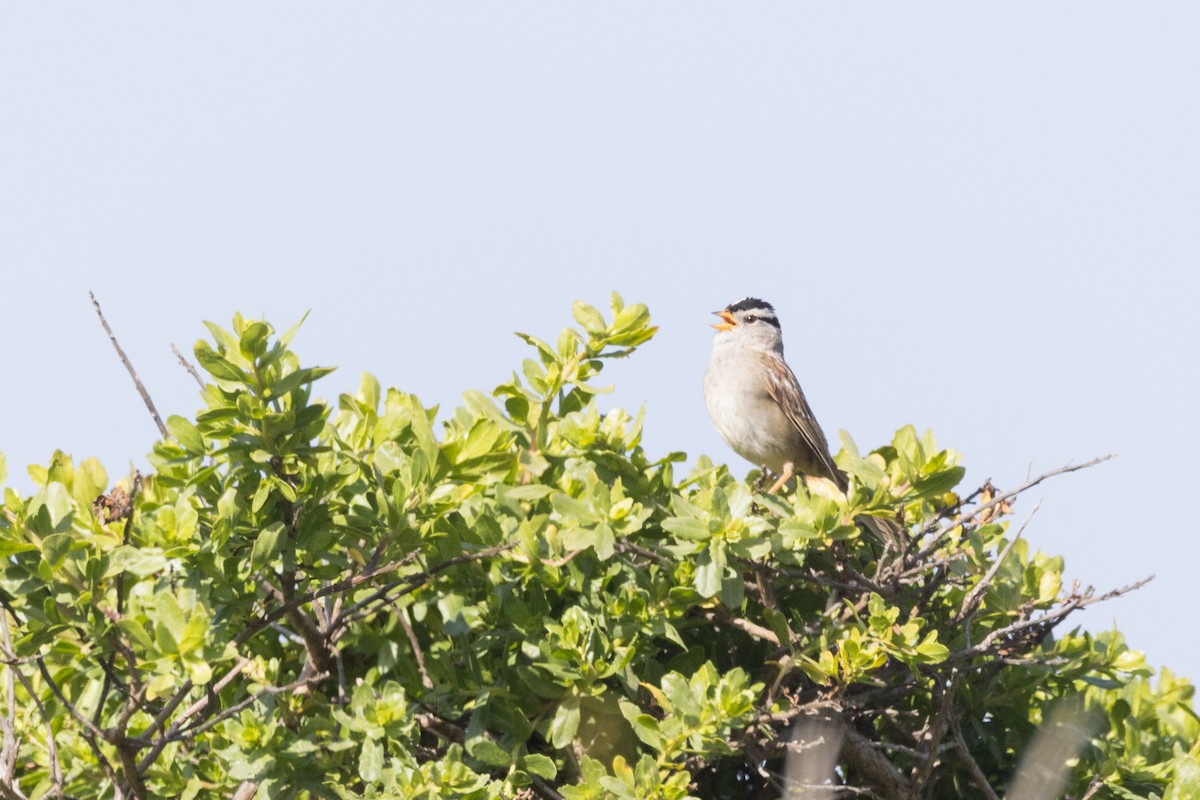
[171,343,205,389]
[917,456,1113,558]
[955,499,1042,624]
[948,575,1154,662]
[90,292,167,438]
[331,542,515,631]
[399,609,434,691]
[173,672,326,742]
[1079,776,1106,800]
[698,608,781,647]
[909,669,960,793]
[134,658,251,771]
[950,714,1001,800]
[0,610,32,800]
[231,782,259,800]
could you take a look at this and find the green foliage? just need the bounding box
[0,294,1195,799]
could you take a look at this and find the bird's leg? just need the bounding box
[752,468,773,493]
[768,463,796,495]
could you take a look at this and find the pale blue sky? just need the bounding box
[2,4,1197,680]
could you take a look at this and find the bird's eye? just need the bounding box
[744,315,757,323]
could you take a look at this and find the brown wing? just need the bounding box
[758,352,846,488]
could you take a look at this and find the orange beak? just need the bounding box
[711,310,737,331]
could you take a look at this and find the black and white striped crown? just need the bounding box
[725,297,775,315]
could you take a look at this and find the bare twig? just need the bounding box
[134,658,251,771]
[614,540,673,566]
[35,657,108,742]
[171,343,205,388]
[330,543,514,631]
[95,475,143,730]
[955,500,1042,624]
[399,609,434,691]
[531,775,566,800]
[840,723,912,800]
[697,608,781,647]
[173,672,326,742]
[1079,775,1106,800]
[917,456,1113,558]
[783,719,845,800]
[2,608,117,796]
[90,292,167,438]
[0,609,31,800]
[260,577,332,676]
[909,669,960,793]
[950,714,1001,800]
[541,548,586,568]
[948,576,1154,662]
[231,782,259,800]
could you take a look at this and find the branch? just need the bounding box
[949,714,1001,800]
[259,577,332,676]
[329,543,515,632]
[90,292,167,438]
[917,456,1113,558]
[399,608,434,691]
[948,576,1154,662]
[909,669,960,793]
[35,657,109,743]
[696,608,781,647]
[173,672,326,742]
[170,343,205,389]
[839,722,912,800]
[0,610,30,800]
[134,658,250,771]
[95,476,143,730]
[231,783,258,800]
[954,500,1041,624]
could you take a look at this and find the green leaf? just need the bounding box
[504,485,555,502]
[463,389,522,432]
[31,482,74,530]
[549,696,581,749]
[40,533,73,570]
[912,466,966,498]
[193,340,248,383]
[106,546,169,578]
[279,309,311,346]
[660,672,699,718]
[466,737,511,768]
[593,523,615,561]
[551,493,598,525]
[250,522,287,570]
[694,540,725,598]
[239,320,271,359]
[269,365,336,399]
[572,301,608,336]
[662,516,711,541]
[154,593,187,652]
[72,458,107,511]
[619,700,665,751]
[521,753,558,780]
[167,415,206,454]
[358,738,384,784]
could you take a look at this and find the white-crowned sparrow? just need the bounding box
[704,296,904,547]
[704,297,846,495]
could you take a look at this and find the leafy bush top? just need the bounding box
[0,294,1196,800]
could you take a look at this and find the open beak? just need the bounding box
[711,310,737,331]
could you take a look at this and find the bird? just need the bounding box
[704,297,847,496]
[703,297,906,549]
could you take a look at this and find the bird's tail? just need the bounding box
[858,514,906,550]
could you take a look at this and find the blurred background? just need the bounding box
[2,4,1196,679]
